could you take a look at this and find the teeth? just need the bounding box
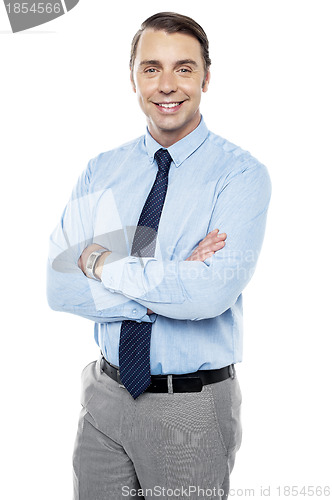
[158,102,181,108]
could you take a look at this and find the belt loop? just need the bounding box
[229,364,235,380]
[167,375,174,394]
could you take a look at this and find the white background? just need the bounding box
[1,0,331,498]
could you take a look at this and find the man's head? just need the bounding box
[130,12,212,147]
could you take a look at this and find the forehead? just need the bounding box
[135,29,204,66]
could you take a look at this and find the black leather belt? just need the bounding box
[100,356,234,393]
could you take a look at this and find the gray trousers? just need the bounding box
[73,357,242,500]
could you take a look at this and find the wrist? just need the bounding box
[84,247,110,280]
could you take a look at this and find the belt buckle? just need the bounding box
[117,369,125,389]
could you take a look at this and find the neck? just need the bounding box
[147,114,201,148]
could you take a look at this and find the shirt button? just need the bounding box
[132,309,137,315]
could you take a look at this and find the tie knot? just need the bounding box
[154,148,172,174]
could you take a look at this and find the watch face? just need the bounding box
[86,252,97,278]
[86,253,95,271]
[86,250,104,280]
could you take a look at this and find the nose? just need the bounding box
[158,70,177,94]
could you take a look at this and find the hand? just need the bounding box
[186,229,227,262]
[78,244,111,277]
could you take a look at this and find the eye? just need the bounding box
[144,68,157,73]
[179,68,191,73]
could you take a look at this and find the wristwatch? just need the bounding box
[85,249,109,281]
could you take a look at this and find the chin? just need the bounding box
[153,116,186,131]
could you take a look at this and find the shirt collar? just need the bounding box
[145,116,209,168]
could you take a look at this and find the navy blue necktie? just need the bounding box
[119,148,173,399]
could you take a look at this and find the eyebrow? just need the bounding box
[139,59,198,67]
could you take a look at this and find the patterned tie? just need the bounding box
[119,148,173,399]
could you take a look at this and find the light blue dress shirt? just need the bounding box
[47,117,271,374]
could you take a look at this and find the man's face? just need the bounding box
[131,29,210,147]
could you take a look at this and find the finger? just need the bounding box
[186,248,216,261]
[215,240,226,249]
[204,229,219,240]
[200,229,219,242]
[208,229,227,238]
[199,234,225,251]
[199,231,226,246]
[199,250,216,262]
[186,230,227,261]
[212,232,227,242]
[196,240,226,260]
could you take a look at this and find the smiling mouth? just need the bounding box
[154,101,185,109]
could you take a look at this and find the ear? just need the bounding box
[130,69,136,93]
[202,69,211,92]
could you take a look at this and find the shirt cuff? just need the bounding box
[100,252,128,292]
[101,252,157,297]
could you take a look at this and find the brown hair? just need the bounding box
[130,12,211,82]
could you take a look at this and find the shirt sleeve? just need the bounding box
[46,157,153,324]
[100,160,272,321]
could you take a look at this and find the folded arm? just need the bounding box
[46,160,152,324]
[98,161,271,321]
[79,230,227,316]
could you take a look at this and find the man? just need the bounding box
[47,12,271,500]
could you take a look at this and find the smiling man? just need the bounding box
[47,12,271,500]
